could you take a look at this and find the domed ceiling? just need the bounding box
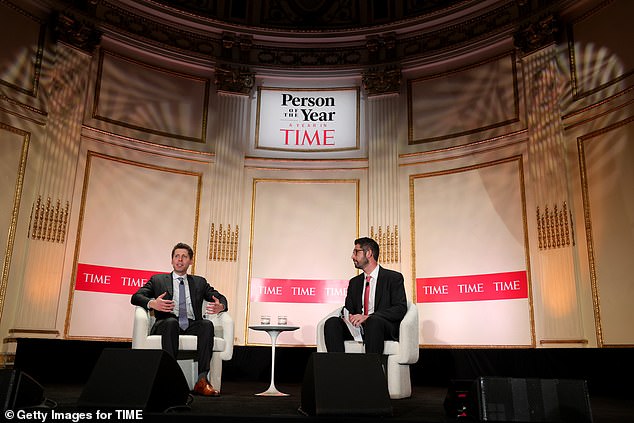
[49,0,570,72]
[149,0,468,31]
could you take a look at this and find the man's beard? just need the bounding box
[353,259,366,269]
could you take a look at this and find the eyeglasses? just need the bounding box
[353,249,365,254]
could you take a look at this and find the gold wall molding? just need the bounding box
[0,124,30,333]
[8,328,59,335]
[28,196,70,243]
[536,201,575,250]
[209,223,239,262]
[539,339,588,345]
[370,225,399,264]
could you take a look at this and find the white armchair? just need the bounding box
[132,305,234,391]
[316,302,419,399]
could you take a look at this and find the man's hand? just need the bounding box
[347,313,369,327]
[150,292,174,312]
[206,295,225,315]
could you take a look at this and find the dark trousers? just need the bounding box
[324,314,397,355]
[151,317,215,377]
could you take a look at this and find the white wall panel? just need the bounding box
[67,151,202,339]
[580,119,634,345]
[411,158,534,346]
[247,179,359,346]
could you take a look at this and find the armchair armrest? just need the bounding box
[316,307,342,352]
[214,312,234,361]
[132,306,151,349]
[395,302,419,365]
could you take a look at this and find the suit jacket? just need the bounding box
[131,273,228,321]
[344,266,407,330]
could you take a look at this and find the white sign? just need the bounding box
[255,87,359,152]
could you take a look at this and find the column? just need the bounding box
[206,66,253,298]
[363,67,401,267]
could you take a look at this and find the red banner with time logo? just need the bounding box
[417,271,528,303]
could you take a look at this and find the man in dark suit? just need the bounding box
[131,242,227,396]
[324,237,407,355]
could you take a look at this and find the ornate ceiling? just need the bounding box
[43,0,573,93]
[149,0,469,31]
[49,0,570,61]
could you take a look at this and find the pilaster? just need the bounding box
[365,91,401,267]
[206,87,250,305]
[521,41,586,345]
[11,22,97,336]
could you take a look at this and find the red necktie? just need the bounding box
[363,275,371,315]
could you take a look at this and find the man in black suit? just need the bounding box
[131,242,227,396]
[324,237,407,354]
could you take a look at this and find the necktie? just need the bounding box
[178,277,189,330]
[363,275,371,315]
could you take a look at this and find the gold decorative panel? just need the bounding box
[536,202,575,250]
[27,196,70,243]
[209,223,239,262]
[370,225,399,263]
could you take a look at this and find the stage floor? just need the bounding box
[11,340,634,422]
[41,380,632,423]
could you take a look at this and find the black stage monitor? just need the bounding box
[78,348,190,412]
[301,352,392,416]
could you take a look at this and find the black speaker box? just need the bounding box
[300,352,392,416]
[473,377,593,422]
[444,379,475,419]
[78,349,190,412]
[0,369,44,411]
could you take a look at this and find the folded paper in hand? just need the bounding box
[341,307,363,342]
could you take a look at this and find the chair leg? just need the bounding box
[209,355,223,391]
[386,356,412,399]
[177,359,196,390]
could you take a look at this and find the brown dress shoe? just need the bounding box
[193,378,220,397]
